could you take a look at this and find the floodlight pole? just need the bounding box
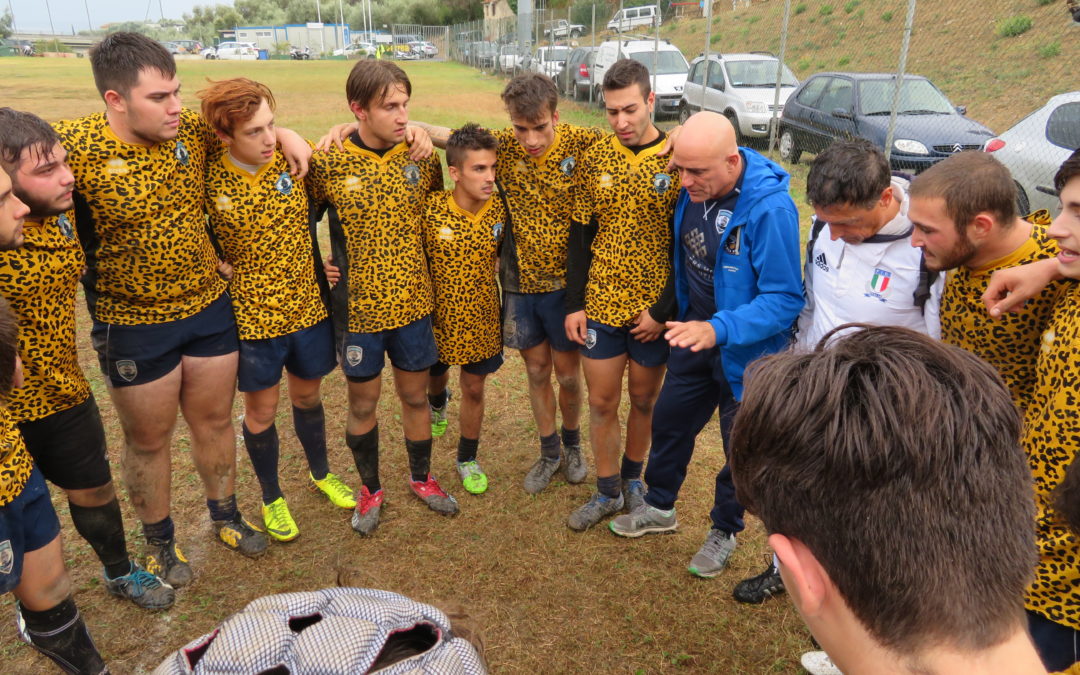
[702,0,711,110]
[884,0,918,165]
[43,0,56,35]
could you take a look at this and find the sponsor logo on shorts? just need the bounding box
[653,172,672,194]
[174,140,190,166]
[0,540,12,575]
[115,360,138,382]
[585,328,597,350]
[559,156,576,176]
[403,164,421,185]
[275,172,293,195]
[346,345,364,367]
[57,213,74,239]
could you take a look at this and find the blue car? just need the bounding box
[778,72,995,172]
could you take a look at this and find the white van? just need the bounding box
[592,39,689,118]
[607,5,661,32]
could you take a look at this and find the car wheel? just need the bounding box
[779,128,801,164]
[1015,182,1031,218]
[678,103,691,125]
[595,86,605,109]
[725,111,746,145]
[570,29,582,38]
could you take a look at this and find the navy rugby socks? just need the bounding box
[242,422,283,504]
[69,499,130,579]
[292,404,330,481]
[347,425,381,492]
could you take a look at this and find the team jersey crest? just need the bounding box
[57,213,74,239]
[653,172,672,194]
[175,140,190,166]
[403,164,421,185]
[492,222,504,239]
[869,268,891,293]
[275,172,293,195]
[559,156,577,176]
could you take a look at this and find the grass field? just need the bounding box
[0,58,812,674]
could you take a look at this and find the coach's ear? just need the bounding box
[769,533,828,617]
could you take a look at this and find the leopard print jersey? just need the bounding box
[53,109,226,324]
[207,151,326,340]
[1022,283,1080,631]
[493,124,604,293]
[309,140,441,333]
[422,190,506,365]
[0,406,32,507]
[0,209,90,422]
[939,217,1064,408]
[573,134,678,327]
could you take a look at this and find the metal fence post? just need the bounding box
[885,0,918,166]
[768,0,791,152]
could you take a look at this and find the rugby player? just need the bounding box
[198,78,356,543]
[563,59,679,531]
[308,59,456,536]
[49,32,313,584]
[0,108,174,609]
[421,123,508,495]
[0,172,109,673]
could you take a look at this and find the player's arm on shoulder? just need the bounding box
[408,122,451,150]
[983,257,1064,318]
[275,128,311,178]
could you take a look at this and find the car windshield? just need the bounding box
[548,47,569,60]
[629,50,688,76]
[724,60,797,87]
[860,79,955,115]
[501,45,520,55]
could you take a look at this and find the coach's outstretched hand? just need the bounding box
[277,127,311,178]
[982,258,1061,318]
[664,320,717,351]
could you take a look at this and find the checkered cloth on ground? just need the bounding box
[153,587,486,674]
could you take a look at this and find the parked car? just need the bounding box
[201,46,218,59]
[678,52,798,141]
[558,46,598,100]
[777,72,995,172]
[499,43,526,73]
[469,41,498,69]
[592,39,688,117]
[332,42,376,58]
[213,41,258,60]
[544,19,587,40]
[984,91,1080,215]
[607,5,661,32]
[159,41,180,55]
[172,39,202,54]
[408,41,438,58]
[532,45,570,79]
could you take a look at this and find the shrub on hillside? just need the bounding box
[996,15,1033,37]
[1037,41,1061,57]
[794,2,807,14]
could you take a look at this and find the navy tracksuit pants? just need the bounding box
[643,343,744,535]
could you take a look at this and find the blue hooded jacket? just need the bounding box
[672,147,803,400]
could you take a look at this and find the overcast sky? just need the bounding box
[6,0,232,34]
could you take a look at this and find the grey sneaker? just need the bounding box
[621,478,646,513]
[523,456,561,494]
[567,492,624,531]
[688,528,737,578]
[104,561,175,610]
[563,444,587,483]
[351,486,383,536]
[609,503,678,537]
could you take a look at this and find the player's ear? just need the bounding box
[769,533,829,617]
[215,129,233,146]
[969,212,996,241]
[551,109,560,127]
[103,89,126,113]
[448,164,461,183]
[348,100,367,122]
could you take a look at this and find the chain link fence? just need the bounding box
[448,0,1077,213]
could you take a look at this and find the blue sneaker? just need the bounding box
[104,561,175,610]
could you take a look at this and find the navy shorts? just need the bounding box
[340,315,438,381]
[91,292,239,387]
[581,318,670,367]
[18,395,111,491]
[429,352,505,378]
[0,466,62,594]
[239,319,336,392]
[502,289,576,353]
